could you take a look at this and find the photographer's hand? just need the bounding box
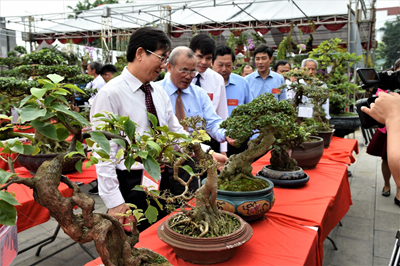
[361,92,400,126]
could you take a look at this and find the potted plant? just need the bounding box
[0,74,253,265]
[308,38,362,137]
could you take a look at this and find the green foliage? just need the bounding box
[67,0,119,18]
[379,16,400,69]
[13,46,27,55]
[309,38,362,114]
[22,48,66,65]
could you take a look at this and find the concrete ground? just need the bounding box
[10,130,400,266]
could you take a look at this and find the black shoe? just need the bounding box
[394,197,400,207]
[382,188,391,197]
[89,185,98,195]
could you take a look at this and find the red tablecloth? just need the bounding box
[13,125,35,134]
[86,137,359,266]
[10,165,98,233]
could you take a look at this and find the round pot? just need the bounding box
[258,165,304,180]
[330,115,361,138]
[291,136,324,169]
[157,210,253,264]
[236,44,244,51]
[257,173,310,188]
[17,151,86,174]
[317,129,335,148]
[205,176,275,222]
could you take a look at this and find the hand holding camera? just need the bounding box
[361,92,400,127]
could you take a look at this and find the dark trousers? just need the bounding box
[227,141,248,157]
[116,169,170,232]
[204,136,221,153]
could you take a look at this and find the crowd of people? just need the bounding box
[83,27,400,232]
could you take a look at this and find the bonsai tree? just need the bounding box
[218,93,305,184]
[283,68,332,132]
[308,38,362,115]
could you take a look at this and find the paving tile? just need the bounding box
[336,215,374,241]
[327,235,373,266]
[374,230,398,259]
[374,256,391,266]
[375,210,400,232]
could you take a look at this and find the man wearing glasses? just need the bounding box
[90,28,227,232]
[158,46,234,194]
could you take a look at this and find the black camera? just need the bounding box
[356,68,400,129]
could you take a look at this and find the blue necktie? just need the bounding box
[195,74,201,87]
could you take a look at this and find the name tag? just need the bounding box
[272,88,281,94]
[227,99,239,106]
[298,104,314,118]
[207,93,214,101]
[141,170,161,191]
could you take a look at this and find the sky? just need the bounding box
[0,0,398,47]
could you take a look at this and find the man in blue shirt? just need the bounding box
[158,46,233,194]
[212,45,253,116]
[245,45,286,101]
[212,45,252,156]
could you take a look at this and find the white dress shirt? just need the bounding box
[86,75,106,91]
[90,67,188,209]
[192,68,228,152]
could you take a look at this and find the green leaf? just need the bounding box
[31,121,58,140]
[93,149,109,159]
[90,131,110,154]
[179,165,195,177]
[75,141,85,155]
[75,160,83,173]
[137,150,148,160]
[85,161,93,169]
[44,96,56,106]
[124,153,135,171]
[90,156,98,164]
[20,107,47,123]
[112,138,126,149]
[56,127,70,141]
[47,74,64,84]
[0,170,15,185]
[116,148,124,160]
[124,118,136,141]
[152,197,163,210]
[30,87,47,100]
[9,144,24,154]
[19,95,32,108]
[51,104,89,126]
[0,191,20,206]
[0,201,16,226]
[85,138,95,148]
[146,141,161,157]
[147,112,158,129]
[63,84,85,94]
[132,185,145,192]
[145,205,158,224]
[21,145,38,155]
[143,156,160,182]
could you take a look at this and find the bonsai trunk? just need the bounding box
[270,148,297,171]
[2,154,168,266]
[219,129,275,182]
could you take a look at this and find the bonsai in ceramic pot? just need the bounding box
[214,93,304,219]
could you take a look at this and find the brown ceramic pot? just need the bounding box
[17,147,87,174]
[317,130,335,148]
[291,136,324,169]
[157,211,253,264]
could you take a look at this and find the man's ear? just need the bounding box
[166,62,172,72]
[136,47,145,61]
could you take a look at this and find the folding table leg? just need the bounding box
[36,224,61,256]
[326,236,338,250]
[17,224,61,255]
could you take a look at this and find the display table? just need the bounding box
[84,137,358,266]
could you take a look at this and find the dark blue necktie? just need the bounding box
[195,74,201,87]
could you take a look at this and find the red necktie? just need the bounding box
[140,83,159,127]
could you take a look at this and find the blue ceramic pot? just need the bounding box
[203,176,275,222]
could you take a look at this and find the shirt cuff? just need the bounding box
[220,141,227,153]
[99,185,126,209]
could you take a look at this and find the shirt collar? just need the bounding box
[121,67,153,93]
[227,74,235,86]
[164,76,190,96]
[255,69,273,79]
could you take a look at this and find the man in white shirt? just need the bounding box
[189,34,229,155]
[86,61,106,91]
[90,28,227,232]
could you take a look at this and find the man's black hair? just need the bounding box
[253,45,274,59]
[394,58,400,71]
[126,27,171,63]
[241,64,253,74]
[88,62,103,74]
[272,60,290,72]
[189,34,216,57]
[213,45,235,63]
[100,64,117,75]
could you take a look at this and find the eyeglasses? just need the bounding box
[172,65,197,77]
[146,49,168,64]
